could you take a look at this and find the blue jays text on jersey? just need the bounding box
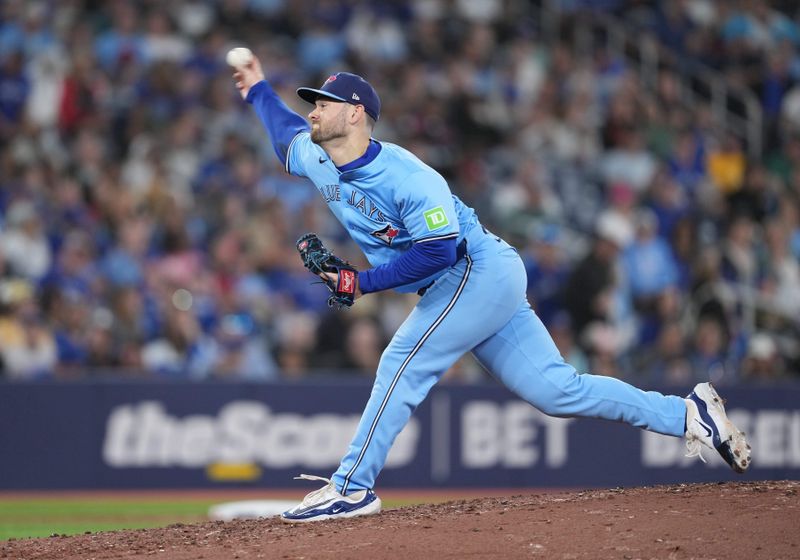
[324,183,396,243]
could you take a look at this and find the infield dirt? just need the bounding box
[2,480,797,560]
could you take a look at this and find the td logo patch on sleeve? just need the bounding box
[423,206,449,231]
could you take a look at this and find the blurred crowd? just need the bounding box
[0,0,798,385]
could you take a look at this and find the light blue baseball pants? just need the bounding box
[333,231,687,494]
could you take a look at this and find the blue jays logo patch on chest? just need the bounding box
[371,223,400,245]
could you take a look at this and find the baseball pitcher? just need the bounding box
[230,53,750,523]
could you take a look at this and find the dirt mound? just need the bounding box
[3,481,798,560]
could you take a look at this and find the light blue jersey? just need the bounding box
[286,132,479,293]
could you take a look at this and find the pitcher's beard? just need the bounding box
[310,115,347,144]
[311,127,345,144]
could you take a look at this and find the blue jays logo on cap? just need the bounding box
[297,72,381,121]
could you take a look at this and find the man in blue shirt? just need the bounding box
[231,54,751,523]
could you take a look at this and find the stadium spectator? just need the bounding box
[623,209,682,345]
[563,211,633,341]
[0,281,56,379]
[1,200,51,282]
[521,224,572,327]
[741,332,787,381]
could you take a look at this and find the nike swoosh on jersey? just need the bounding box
[319,156,328,163]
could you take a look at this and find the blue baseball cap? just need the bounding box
[297,72,381,121]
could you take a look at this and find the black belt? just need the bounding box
[417,238,468,296]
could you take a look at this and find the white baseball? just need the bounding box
[226,47,253,68]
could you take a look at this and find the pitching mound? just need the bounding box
[3,481,798,560]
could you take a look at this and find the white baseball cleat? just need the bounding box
[280,474,381,523]
[684,382,751,473]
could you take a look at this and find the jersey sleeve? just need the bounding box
[245,80,310,174]
[396,170,460,243]
[358,237,457,294]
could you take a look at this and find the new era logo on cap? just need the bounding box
[297,72,381,121]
